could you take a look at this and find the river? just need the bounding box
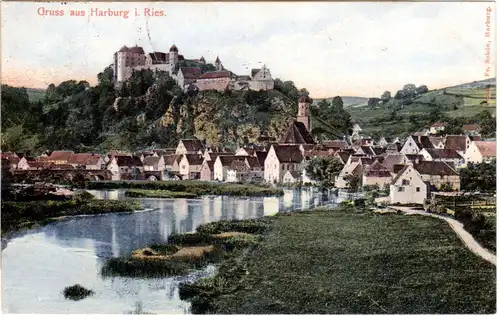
[2,188,341,314]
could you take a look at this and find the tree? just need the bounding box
[475,110,496,138]
[380,91,391,103]
[305,157,344,185]
[331,96,344,109]
[460,160,496,192]
[416,85,429,95]
[345,174,361,191]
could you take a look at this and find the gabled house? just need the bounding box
[362,160,392,189]
[377,137,389,147]
[163,154,182,173]
[227,161,250,183]
[143,155,166,172]
[175,139,204,155]
[107,155,144,180]
[465,141,496,164]
[429,122,448,134]
[264,144,303,184]
[390,165,429,204]
[283,170,301,184]
[245,156,264,180]
[178,154,204,180]
[385,143,402,154]
[429,137,445,149]
[335,161,362,189]
[213,155,248,181]
[322,140,349,151]
[382,154,405,176]
[419,148,464,168]
[68,153,105,170]
[203,151,233,161]
[462,124,481,136]
[200,160,215,181]
[413,161,460,190]
[443,135,472,157]
[400,136,434,155]
[234,147,257,157]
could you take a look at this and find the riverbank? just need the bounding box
[1,197,142,236]
[86,180,284,197]
[180,207,496,314]
[100,219,271,278]
[124,189,199,199]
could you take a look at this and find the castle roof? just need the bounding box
[200,56,205,61]
[169,44,179,52]
[130,46,145,54]
[251,69,260,77]
[118,45,130,52]
[215,56,221,63]
[279,121,316,145]
[179,67,202,79]
[198,71,231,79]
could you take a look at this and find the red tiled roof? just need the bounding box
[322,140,349,149]
[197,71,231,79]
[163,154,182,166]
[463,124,481,131]
[245,156,261,168]
[143,156,161,166]
[69,153,102,165]
[48,151,74,161]
[115,155,143,167]
[180,67,202,79]
[255,151,268,166]
[411,136,434,149]
[273,145,303,163]
[413,161,458,176]
[474,141,496,157]
[382,154,404,171]
[183,154,204,165]
[181,139,204,152]
[444,135,468,151]
[130,45,145,54]
[217,155,247,167]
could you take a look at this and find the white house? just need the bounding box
[283,170,301,184]
[142,155,165,172]
[389,165,428,204]
[335,161,362,189]
[400,136,435,155]
[178,154,204,180]
[464,141,496,164]
[106,156,120,180]
[213,155,247,181]
[264,144,303,184]
[175,139,204,155]
[429,122,448,135]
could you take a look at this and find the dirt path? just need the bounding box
[387,206,496,266]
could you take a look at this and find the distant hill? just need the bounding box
[345,78,496,139]
[26,88,46,102]
[313,96,369,107]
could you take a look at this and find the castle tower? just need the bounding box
[215,56,223,71]
[115,45,130,82]
[199,56,206,64]
[297,94,312,132]
[169,44,179,75]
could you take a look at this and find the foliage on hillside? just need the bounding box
[2,68,352,154]
[348,81,496,139]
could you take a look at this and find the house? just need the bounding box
[264,144,303,184]
[382,154,405,176]
[462,124,481,135]
[177,67,202,89]
[204,151,233,161]
[377,137,389,147]
[429,137,445,149]
[107,155,144,180]
[142,155,166,172]
[175,139,204,155]
[403,154,425,164]
[335,161,362,189]
[46,151,74,165]
[419,148,464,168]
[412,161,460,190]
[362,161,392,189]
[352,124,362,135]
[389,165,429,204]
[163,154,182,173]
[200,160,215,181]
[178,154,204,180]
[226,161,250,183]
[213,155,247,181]
[234,147,257,157]
[322,140,349,151]
[68,153,105,170]
[443,135,472,157]
[464,141,496,164]
[334,151,352,165]
[385,143,402,154]
[400,135,434,155]
[245,156,264,182]
[283,170,301,184]
[429,122,448,134]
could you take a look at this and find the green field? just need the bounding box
[182,209,496,314]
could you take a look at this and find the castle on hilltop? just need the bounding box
[113,44,274,92]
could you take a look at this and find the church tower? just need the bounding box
[168,44,179,75]
[297,94,312,132]
[215,56,223,71]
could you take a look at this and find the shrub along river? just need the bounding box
[2,188,341,314]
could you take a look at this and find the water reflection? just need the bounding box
[2,188,337,314]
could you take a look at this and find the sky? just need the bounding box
[1,1,496,98]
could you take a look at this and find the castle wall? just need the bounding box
[249,80,274,91]
[196,77,230,91]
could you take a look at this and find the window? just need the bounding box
[402,179,410,186]
[398,187,405,192]
[416,187,420,192]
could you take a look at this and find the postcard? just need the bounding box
[0,0,497,315]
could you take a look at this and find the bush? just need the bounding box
[63,284,94,301]
[73,190,95,202]
[196,219,272,235]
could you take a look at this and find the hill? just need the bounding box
[346,79,496,139]
[313,96,369,108]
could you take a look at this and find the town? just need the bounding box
[2,93,495,206]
